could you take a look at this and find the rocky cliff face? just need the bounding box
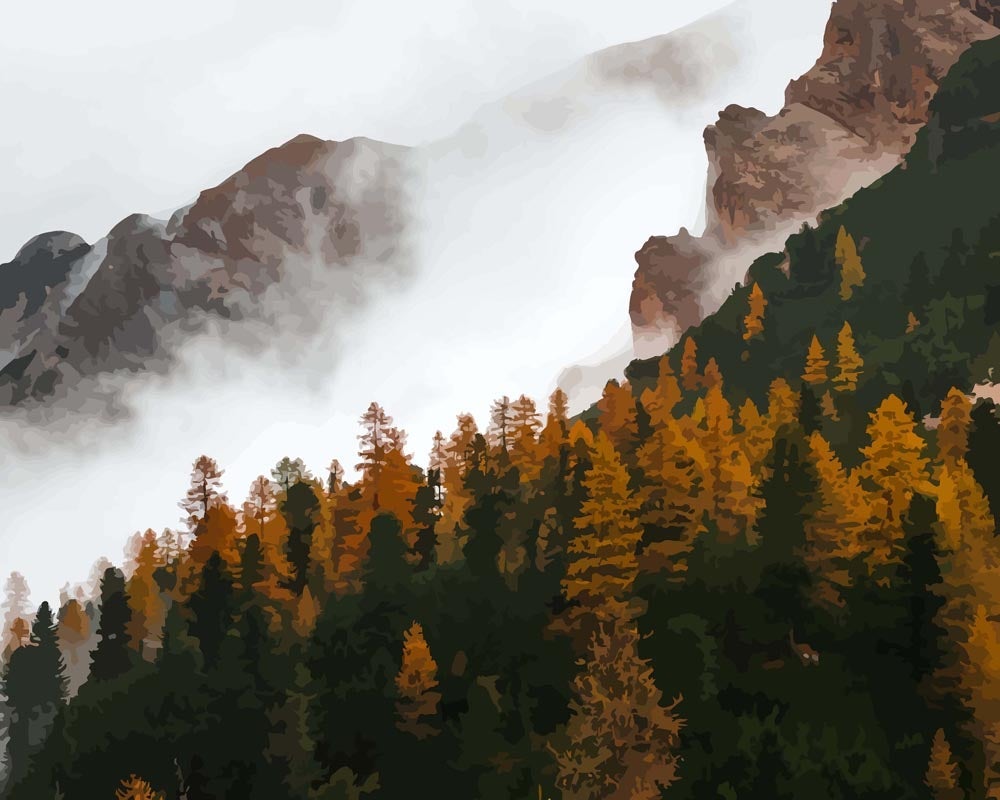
[631,0,1000,358]
[0,135,411,413]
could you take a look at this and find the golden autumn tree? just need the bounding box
[954,605,1000,794]
[834,322,864,393]
[937,387,972,468]
[835,225,866,300]
[907,311,921,334]
[805,432,872,605]
[540,387,571,456]
[554,620,683,800]
[565,432,644,623]
[766,377,799,435]
[680,336,701,391]
[435,413,480,565]
[115,775,165,800]
[702,357,723,390]
[700,385,758,539]
[395,621,441,740]
[510,394,543,479]
[737,398,773,473]
[802,335,830,386]
[858,395,931,570]
[637,379,708,574]
[742,282,767,341]
[597,380,640,458]
[925,728,962,800]
[126,529,166,656]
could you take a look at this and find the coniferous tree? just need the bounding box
[186,552,234,669]
[835,226,866,300]
[802,335,830,386]
[743,282,767,341]
[90,567,134,682]
[395,621,441,740]
[834,322,864,393]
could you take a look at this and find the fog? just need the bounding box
[0,0,833,604]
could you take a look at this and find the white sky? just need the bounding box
[0,0,834,605]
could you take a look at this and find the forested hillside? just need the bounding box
[2,32,1000,800]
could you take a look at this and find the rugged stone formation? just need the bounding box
[0,135,411,412]
[631,0,1000,359]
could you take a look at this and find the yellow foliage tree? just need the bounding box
[115,774,165,800]
[835,226,866,300]
[680,337,700,391]
[834,322,864,393]
[802,335,830,386]
[395,621,441,740]
[937,387,972,468]
[906,311,921,334]
[766,378,799,435]
[737,398,773,473]
[126,530,166,657]
[565,432,644,623]
[857,395,931,570]
[637,388,708,574]
[805,432,872,605]
[700,386,758,539]
[743,282,767,341]
[597,380,639,458]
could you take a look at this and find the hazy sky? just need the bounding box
[0,0,834,604]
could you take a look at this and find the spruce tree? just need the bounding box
[90,567,134,682]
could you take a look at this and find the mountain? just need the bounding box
[627,28,1000,434]
[0,135,412,414]
[0,7,756,421]
[630,0,1000,359]
[4,36,1000,799]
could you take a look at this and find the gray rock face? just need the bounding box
[0,135,412,413]
[631,0,1000,359]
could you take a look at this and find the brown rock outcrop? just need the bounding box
[631,0,1000,359]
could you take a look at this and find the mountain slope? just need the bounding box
[0,136,412,413]
[630,0,1000,358]
[626,32,1000,436]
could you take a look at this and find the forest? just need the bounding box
[2,26,1000,800]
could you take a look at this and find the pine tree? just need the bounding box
[126,530,165,657]
[489,395,515,453]
[597,380,640,458]
[937,387,972,468]
[565,432,644,623]
[858,395,931,572]
[1,571,32,659]
[554,619,682,800]
[356,402,405,495]
[766,378,800,434]
[743,282,767,341]
[834,322,864,393]
[180,455,227,533]
[681,337,700,391]
[2,603,67,790]
[924,729,962,800]
[90,567,134,682]
[805,432,871,605]
[395,621,441,740]
[280,481,322,595]
[271,457,307,494]
[187,552,234,669]
[835,226,866,300]
[802,335,830,386]
[115,775,165,800]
